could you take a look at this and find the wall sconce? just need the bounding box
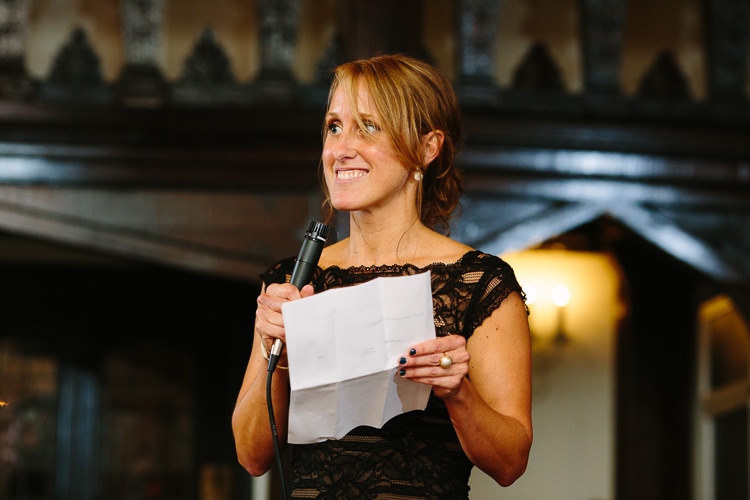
[525,283,570,367]
[550,285,570,345]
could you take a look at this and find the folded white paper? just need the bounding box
[282,271,436,444]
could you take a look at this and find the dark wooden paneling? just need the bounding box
[2,101,749,192]
[0,103,324,189]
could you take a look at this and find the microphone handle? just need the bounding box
[269,221,331,371]
[289,237,325,289]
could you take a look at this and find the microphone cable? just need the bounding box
[266,347,287,499]
[265,221,331,499]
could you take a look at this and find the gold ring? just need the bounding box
[439,353,453,369]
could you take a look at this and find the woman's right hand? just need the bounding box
[255,282,315,351]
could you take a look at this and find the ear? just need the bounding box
[421,130,444,167]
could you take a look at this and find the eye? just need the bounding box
[327,121,342,135]
[362,120,379,133]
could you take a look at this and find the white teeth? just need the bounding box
[337,170,367,180]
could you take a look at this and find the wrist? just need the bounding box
[258,335,289,370]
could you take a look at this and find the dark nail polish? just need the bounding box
[399,357,407,365]
[409,348,417,356]
[399,369,406,376]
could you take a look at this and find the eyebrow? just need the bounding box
[357,111,379,123]
[324,109,342,120]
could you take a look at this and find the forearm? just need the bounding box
[445,377,532,486]
[232,349,291,476]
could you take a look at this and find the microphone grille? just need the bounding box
[306,221,331,242]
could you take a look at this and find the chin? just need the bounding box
[332,203,356,213]
[330,195,358,211]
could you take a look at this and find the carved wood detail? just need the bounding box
[704,0,750,100]
[580,0,626,94]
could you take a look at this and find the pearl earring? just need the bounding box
[414,168,423,181]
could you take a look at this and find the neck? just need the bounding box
[346,213,424,266]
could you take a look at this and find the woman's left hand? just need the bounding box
[398,334,469,400]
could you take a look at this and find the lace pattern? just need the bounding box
[259,250,525,498]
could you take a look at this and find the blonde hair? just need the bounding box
[320,54,464,233]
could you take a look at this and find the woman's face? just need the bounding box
[322,82,416,217]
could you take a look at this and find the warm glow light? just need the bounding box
[503,248,623,348]
[552,286,570,307]
[524,284,539,305]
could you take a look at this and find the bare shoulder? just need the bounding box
[318,238,348,269]
[416,231,474,266]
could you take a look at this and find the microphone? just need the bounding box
[268,220,331,372]
[290,221,331,289]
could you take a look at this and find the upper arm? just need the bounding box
[466,291,533,438]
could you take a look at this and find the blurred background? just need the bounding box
[0,0,749,499]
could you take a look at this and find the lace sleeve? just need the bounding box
[258,257,296,287]
[430,251,527,340]
[462,252,527,337]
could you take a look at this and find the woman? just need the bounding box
[232,54,532,498]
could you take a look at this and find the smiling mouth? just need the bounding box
[336,169,368,180]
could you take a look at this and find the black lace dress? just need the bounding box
[259,250,525,499]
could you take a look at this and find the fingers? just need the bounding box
[418,334,466,356]
[255,283,305,345]
[266,282,304,301]
[399,348,469,373]
[403,334,467,362]
[398,335,470,397]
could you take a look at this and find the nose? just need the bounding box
[329,129,357,162]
